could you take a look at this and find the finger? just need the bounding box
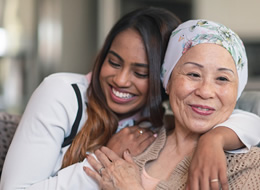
[100,146,121,163]
[185,184,190,190]
[122,149,135,164]
[186,172,199,190]
[83,166,102,183]
[128,125,139,133]
[137,134,156,152]
[199,173,210,190]
[136,130,154,144]
[218,169,228,190]
[209,178,220,190]
[209,168,222,190]
[94,149,114,168]
[87,154,104,172]
[135,127,152,138]
[135,127,145,138]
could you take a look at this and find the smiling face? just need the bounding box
[99,28,149,119]
[166,43,238,134]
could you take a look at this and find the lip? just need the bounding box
[189,104,215,116]
[109,86,136,104]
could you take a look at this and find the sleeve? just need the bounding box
[214,109,260,153]
[25,159,99,190]
[0,74,93,190]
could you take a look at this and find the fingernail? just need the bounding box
[125,149,130,155]
[86,154,89,159]
[153,133,158,138]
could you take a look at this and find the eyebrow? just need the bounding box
[184,62,235,74]
[108,50,148,68]
[108,50,123,62]
[184,62,203,68]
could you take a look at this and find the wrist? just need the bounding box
[200,126,243,150]
[200,128,225,149]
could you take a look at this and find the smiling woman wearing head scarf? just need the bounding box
[161,19,248,100]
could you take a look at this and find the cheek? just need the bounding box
[168,79,184,108]
[99,62,114,82]
[99,63,111,90]
[138,80,149,96]
[171,77,194,99]
[100,62,110,76]
[218,84,238,108]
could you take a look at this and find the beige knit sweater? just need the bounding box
[134,128,260,190]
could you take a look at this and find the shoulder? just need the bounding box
[133,127,166,168]
[36,72,89,103]
[23,72,90,134]
[42,72,89,89]
[226,147,260,188]
[227,147,260,161]
[226,147,260,171]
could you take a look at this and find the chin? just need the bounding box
[190,125,213,134]
[110,105,133,115]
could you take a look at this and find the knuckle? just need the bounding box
[129,133,136,140]
[94,149,100,155]
[121,127,131,133]
[113,159,124,167]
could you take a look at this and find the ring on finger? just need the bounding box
[98,166,105,175]
[138,129,143,135]
[210,179,219,183]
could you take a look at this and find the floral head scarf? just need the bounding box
[161,19,248,99]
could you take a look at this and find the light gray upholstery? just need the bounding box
[236,91,260,116]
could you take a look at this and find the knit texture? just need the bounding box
[134,128,260,190]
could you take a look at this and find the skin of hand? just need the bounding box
[106,125,157,157]
[186,127,244,190]
[84,146,144,190]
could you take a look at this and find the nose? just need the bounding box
[194,80,215,99]
[112,69,132,87]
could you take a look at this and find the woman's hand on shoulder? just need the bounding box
[186,129,229,190]
[84,146,144,190]
[106,125,157,157]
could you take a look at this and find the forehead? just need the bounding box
[178,43,236,70]
[111,29,144,49]
[109,28,148,64]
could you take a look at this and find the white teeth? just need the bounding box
[112,88,133,99]
[197,107,210,111]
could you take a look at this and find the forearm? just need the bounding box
[214,109,260,151]
[200,126,244,151]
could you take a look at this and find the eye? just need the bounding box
[108,59,120,68]
[187,72,200,78]
[217,76,229,82]
[134,72,149,78]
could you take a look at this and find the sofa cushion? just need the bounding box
[236,91,260,116]
[0,112,20,177]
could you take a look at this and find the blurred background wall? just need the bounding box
[0,0,259,114]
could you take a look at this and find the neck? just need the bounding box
[166,125,200,157]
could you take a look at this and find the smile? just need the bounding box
[112,88,134,99]
[190,104,215,116]
[196,107,210,111]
